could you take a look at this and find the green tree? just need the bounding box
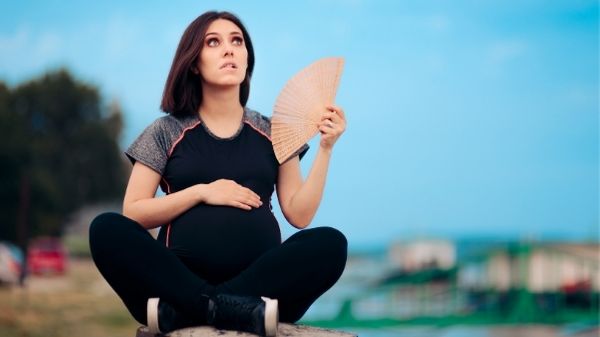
[0,69,128,245]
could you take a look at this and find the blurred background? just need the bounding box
[0,1,598,336]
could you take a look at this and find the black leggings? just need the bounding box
[89,212,347,324]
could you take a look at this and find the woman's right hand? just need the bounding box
[198,179,262,210]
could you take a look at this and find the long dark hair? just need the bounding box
[160,11,255,116]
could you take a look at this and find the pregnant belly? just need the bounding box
[167,204,281,282]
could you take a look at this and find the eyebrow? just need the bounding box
[205,31,243,38]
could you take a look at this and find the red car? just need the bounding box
[27,237,67,275]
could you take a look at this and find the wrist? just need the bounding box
[194,184,208,203]
[318,145,333,156]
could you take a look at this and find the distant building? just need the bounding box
[459,243,600,292]
[320,241,599,325]
[388,239,456,271]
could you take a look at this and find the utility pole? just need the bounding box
[16,173,30,286]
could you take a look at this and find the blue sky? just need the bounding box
[1,1,598,248]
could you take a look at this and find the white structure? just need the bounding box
[388,239,456,271]
[459,243,600,292]
[528,244,599,292]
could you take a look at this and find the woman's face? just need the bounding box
[197,19,248,87]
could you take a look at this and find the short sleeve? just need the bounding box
[281,143,309,164]
[297,143,309,161]
[125,120,170,175]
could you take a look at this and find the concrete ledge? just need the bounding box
[136,323,357,337]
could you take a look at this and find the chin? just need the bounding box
[204,75,244,87]
[218,78,245,86]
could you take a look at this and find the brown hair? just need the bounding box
[160,11,255,116]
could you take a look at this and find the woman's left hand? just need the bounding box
[318,105,346,151]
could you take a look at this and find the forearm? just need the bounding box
[286,147,332,228]
[123,184,204,229]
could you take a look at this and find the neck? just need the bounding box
[199,83,243,120]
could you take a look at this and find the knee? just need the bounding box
[318,227,347,254]
[89,212,131,249]
[90,212,119,238]
[312,227,348,272]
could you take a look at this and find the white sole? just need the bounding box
[147,297,162,334]
[261,296,278,337]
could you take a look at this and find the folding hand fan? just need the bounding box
[272,57,345,163]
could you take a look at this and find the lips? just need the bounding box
[220,62,238,69]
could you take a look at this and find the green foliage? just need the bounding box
[64,234,92,258]
[0,69,128,243]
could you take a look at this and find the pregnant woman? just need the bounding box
[89,10,347,337]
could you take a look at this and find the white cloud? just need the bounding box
[330,19,351,41]
[0,26,64,81]
[104,15,143,60]
[423,14,451,33]
[36,32,62,58]
[423,54,446,73]
[563,85,598,109]
[479,39,530,78]
[311,0,363,8]
[0,26,30,55]
[486,39,528,66]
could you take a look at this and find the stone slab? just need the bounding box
[135,323,357,337]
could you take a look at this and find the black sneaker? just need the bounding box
[147,298,194,334]
[208,294,278,337]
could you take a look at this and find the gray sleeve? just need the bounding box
[297,143,309,160]
[125,119,170,175]
[281,143,310,164]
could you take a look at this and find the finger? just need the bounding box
[240,198,260,208]
[247,196,262,208]
[232,201,252,211]
[320,125,343,142]
[327,113,343,125]
[327,105,346,120]
[321,118,344,132]
[320,111,338,121]
[321,113,344,128]
[243,188,261,202]
[239,189,262,207]
[236,185,259,199]
[319,122,334,132]
[319,125,335,135]
[326,105,342,115]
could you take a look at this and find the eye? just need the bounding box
[232,36,244,46]
[206,38,219,47]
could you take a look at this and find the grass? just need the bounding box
[0,258,139,337]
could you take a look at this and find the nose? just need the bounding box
[223,42,234,57]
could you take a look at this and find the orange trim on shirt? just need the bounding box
[161,177,173,248]
[163,120,202,247]
[168,120,203,157]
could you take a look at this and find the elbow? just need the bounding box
[282,199,318,229]
[122,209,136,223]
[122,203,149,229]
[122,209,141,226]
[285,212,313,230]
[125,213,152,230]
[291,220,310,230]
[122,202,134,220]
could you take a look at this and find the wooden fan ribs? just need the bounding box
[272,57,344,163]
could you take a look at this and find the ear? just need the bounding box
[190,66,199,74]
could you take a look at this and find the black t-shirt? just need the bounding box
[125,108,308,282]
